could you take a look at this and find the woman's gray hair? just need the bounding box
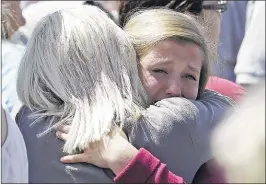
[17,5,149,154]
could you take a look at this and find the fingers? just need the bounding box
[56,125,70,141]
[57,125,71,133]
[56,131,68,141]
[60,154,87,164]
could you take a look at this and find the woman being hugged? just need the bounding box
[16,5,148,183]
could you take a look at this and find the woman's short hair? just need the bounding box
[17,5,149,154]
[124,8,212,98]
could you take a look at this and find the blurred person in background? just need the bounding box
[201,1,246,102]
[84,1,119,24]
[2,0,26,117]
[96,1,123,22]
[19,1,84,40]
[234,1,265,89]
[214,0,265,89]
[213,1,248,82]
[20,1,38,10]
[1,1,28,183]
[12,1,39,45]
[212,82,265,183]
[83,0,123,23]
[119,0,222,48]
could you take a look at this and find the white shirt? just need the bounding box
[2,40,25,118]
[20,1,85,39]
[235,1,265,85]
[2,108,28,183]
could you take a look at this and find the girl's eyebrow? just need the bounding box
[145,57,200,74]
[149,57,173,65]
[188,65,200,75]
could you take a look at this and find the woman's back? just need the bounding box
[16,89,234,183]
[15,5,148,183]
[16,106,114,183]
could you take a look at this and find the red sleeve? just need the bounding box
[114,148,185,184]
[206,76,246,102]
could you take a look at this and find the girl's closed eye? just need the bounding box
[183,74,197,81]
[152,69,168,74]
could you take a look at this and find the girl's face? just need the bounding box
[139,40,202,103]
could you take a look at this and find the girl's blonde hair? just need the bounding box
[17,5,149,154]
[124,8,213,98]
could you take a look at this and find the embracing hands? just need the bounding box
[56,125,138,175]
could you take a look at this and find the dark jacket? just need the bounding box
[16,90,235,183]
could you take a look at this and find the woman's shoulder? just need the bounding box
[140,89,236,124]
[14,108,115,183]
[16,105,34,126]
[197,89,237,108]
[15,106,50,138]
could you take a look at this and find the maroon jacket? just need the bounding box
[114,148,225,184]
[114,148,185,183]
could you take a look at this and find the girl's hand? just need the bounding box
[56,125,138,175]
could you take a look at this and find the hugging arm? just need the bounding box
[56,127,185,183]
[125,89,236,182]
[56,89,235,183]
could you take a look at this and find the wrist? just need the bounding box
[107,136,138,175]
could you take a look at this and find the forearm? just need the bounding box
[108,138,138,175]
[113,148,185,184]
